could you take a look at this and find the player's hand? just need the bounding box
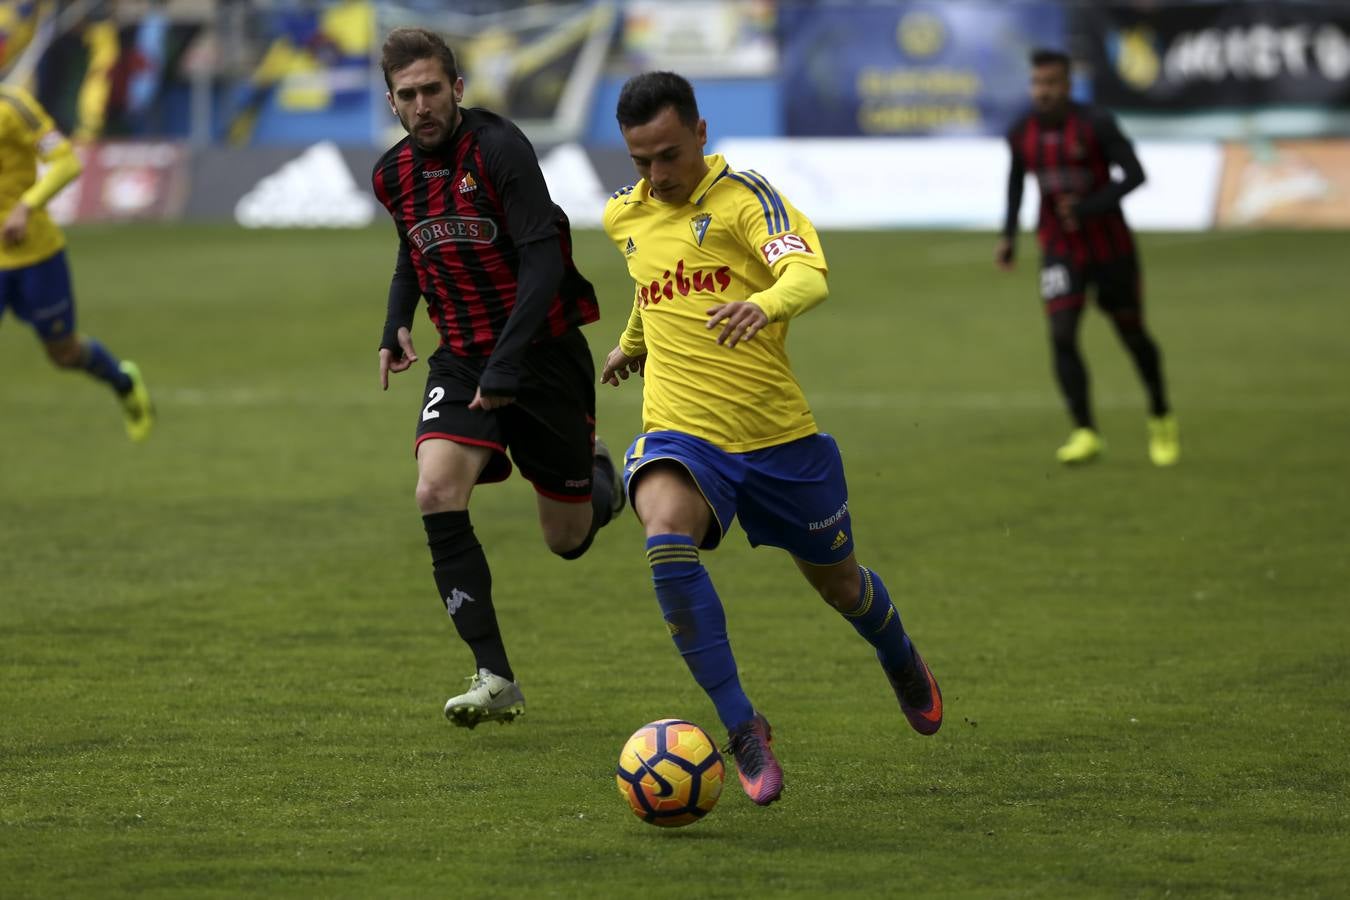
[705,301,768,348]
[600,345,645,386]
[995,237,1015,271]
[378,327,417,390]
[1056,194,1080,233]
[468,387,514,411]
[2,203,30,247]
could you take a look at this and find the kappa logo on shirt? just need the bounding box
[458,172,478,194]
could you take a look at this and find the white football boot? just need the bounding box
[444,668,526,728]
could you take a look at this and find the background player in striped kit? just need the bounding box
[998,49,1179,467]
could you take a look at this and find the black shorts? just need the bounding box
[1039,255,1142,316]
[414,328,597,502]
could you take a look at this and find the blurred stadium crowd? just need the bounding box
[3,0,1346,229]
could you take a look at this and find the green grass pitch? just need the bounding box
[1,225,1347,898]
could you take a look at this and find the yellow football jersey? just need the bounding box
[0,85,70,269]
[603,154,829,453]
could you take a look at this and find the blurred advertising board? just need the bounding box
[1216,140,1350,227]
[48,142,189,225]
[779,2,1066,137]
[183,142,380,228]
[620,0,776,77]
[1083,2,1350,111]
[713,137,1222,231]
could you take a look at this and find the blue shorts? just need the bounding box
[623,430,855,566]
[0,250,76,341]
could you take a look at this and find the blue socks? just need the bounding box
[647,534,755,732]
[80,338,132,395]
[839,566,912,672]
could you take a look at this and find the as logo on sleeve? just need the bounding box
[760,233,813,266]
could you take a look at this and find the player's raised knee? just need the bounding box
[543,515,592,557]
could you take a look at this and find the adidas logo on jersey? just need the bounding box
[235,141,375,228]
[624,237,637,256]
[458,173,478,195]
[831,531,849,551]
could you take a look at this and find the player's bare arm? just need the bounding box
[601,345,646,386]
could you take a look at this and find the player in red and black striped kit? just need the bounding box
[372,28,622,727]
[997,49,1179,466]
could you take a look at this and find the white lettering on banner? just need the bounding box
[1163,23,1350,84]
[760,233,814,265]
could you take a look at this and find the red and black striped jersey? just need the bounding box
[372,107,599,359]
[1006,103,1142,265]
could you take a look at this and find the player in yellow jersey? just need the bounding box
[599,72,942,807]
[0,85,152,441]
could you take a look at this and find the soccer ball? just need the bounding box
[615,718,724,827]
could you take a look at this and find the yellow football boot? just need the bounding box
[119,361,155,442]
[1147,414,1180,467]
[1055,427,1103,465]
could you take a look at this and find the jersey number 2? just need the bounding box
[1040,265,1071,300]
[422,386,445,421]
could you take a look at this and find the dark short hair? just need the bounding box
[616,71,700,129]
[381,27,458,90]
[1030,48,1071,71]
